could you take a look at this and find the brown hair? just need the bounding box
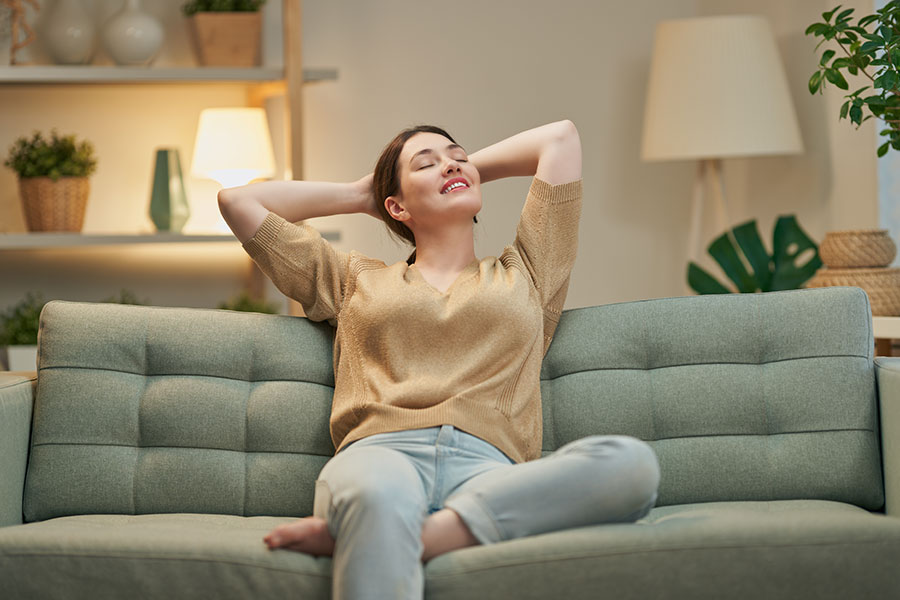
[373,125,475,264]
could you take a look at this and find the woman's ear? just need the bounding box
[385,196,410,222]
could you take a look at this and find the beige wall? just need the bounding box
[0,0,879,312]
[302,0,878,308]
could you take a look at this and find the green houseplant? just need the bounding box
[688,216,823,294]
[181,0,267,67]
[806,2,900,156]
[181,1,266,14]
[0,292,44,371]
[3,129,97,232]
[218,290,280,314]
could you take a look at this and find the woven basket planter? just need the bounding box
[18,176,90,232]
[805,266,900,316]
[819,229,897,268]
[187,13,261,67]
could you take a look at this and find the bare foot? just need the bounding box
[264,517,335,556]
[421,509,479,562]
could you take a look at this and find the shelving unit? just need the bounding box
[0,230,339,250]
[0,1,331,316]
[0,66,338,84]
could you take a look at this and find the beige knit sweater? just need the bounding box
[242,176,582,463]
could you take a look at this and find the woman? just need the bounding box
[218,120,660,599]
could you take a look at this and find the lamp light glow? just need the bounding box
[191,107,276,188]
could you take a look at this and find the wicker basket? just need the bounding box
[805,266,900,316]
[819,229,897,268]
[18,176,90,232]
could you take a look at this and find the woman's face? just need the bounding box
[386,132,482,231]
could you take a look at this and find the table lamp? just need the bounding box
[641,15,804,286]
[191,107,276,190]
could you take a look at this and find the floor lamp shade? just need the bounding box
[641,15,803,161]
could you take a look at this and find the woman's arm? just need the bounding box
[468,120,582,186]
[217,174,377,244]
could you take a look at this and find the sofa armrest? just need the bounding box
[0,372,36,527]
[875,357,900,515]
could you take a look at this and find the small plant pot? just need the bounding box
[18,176,90,232]
[5,345,38,371]
[187,12,262,67]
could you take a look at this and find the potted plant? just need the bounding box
[217,290,281,314]
[0,292,44,371]
[688,216,822,294]
[181,0,267,67]
[3,129,97,232]
[806,2,900,156]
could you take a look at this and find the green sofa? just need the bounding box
[2,286,900,599]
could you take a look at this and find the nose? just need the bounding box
[443,158,461,175]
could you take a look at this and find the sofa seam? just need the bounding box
[542,354,870,381]
[29,442,334,458]
[36,365,335,388]
[0,550,331,578]
[0,376,37,391]
[426,538,900,578]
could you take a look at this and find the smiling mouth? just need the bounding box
[441,178,470,194]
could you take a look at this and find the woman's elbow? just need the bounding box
[553,119,580,147]
[217,187,246,218]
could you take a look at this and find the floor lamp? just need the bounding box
[641,15,804,293]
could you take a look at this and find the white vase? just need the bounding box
[101,0,164,66]
[43,0,96,65]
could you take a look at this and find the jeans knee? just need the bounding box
[619,437,660,511]
[565,435,660,511]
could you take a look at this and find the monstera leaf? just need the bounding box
[688,215,822,294]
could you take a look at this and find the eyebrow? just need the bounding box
[409,144,465,164]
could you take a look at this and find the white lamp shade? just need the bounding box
[641,15,804,161]
[191,108,276,187]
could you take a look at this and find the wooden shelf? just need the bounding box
[0,66,338,84]
[0,230,340,249]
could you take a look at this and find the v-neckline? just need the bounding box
[408,258,481,295]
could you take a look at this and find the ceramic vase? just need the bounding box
[150,148,190,233]
[44,0,96,65]
[101,0,163,66]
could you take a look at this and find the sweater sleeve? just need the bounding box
[241,212,351,325]
[512,177,583,352]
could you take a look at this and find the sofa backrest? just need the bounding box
[540,286,883,510]
[24,302,337,522]
[24,286,883,521]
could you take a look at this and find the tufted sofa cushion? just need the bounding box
[25,302,336,521]
[24,286,883,523]
[540,286,882,509]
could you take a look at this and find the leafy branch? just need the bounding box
[806,2,900,156]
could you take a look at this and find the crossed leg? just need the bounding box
[264,507,477,561]
[264,434,660,563]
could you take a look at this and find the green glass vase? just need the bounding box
[149,148,189,232]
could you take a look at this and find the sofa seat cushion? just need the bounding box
[425,500,900,600]
[2,501,900,600]
[0,513,330,599]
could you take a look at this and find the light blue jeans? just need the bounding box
[313,425,660,600]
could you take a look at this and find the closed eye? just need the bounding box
[417,164,434,170]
